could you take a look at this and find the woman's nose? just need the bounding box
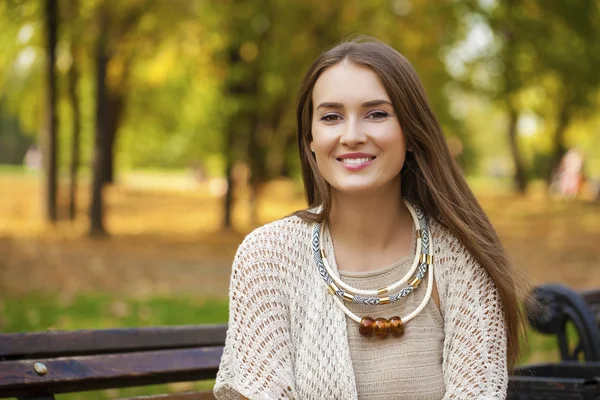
[340,118,367,147]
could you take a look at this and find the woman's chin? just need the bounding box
[331,182,386,196]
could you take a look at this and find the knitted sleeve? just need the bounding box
[434,224,508,399]
[213,223,298,400]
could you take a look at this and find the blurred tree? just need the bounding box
[494,0,529,193]
[65,0,82,221]
[85,0,213,235]
[98,2,143,185]
[219,0,257,229]
[0,3,35,165]
[458,0,535,193]
[462,0,600,192]
[44,0,59,221]
[0,98,34,164]
[63,0,210,189]
[90,2,109,237]
[530,0,600,184]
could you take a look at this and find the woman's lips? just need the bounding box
[337,156,376,171]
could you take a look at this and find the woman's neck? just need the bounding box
[327,188,412,255]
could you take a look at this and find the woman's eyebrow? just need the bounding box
[362,99,392,107]
[315,102,344,110]
[315,99,393,110]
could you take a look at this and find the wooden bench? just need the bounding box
[0,324,227,399]
[508,284,600,399]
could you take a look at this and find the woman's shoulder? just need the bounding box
[429,218,499,300]
[429,218,473,263]
[235,213,312,260]
[230,214,314,285]
[428,218,486,286]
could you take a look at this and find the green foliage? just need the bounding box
[0,98,34,164]
[0,0,598,180]
[456,0,600,181]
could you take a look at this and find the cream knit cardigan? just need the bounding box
[214,215,508,399]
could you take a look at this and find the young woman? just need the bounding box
[214,37,526,399]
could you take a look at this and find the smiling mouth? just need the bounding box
[337,157,376,165]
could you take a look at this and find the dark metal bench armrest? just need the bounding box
[526,284,600,362]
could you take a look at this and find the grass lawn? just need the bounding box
[2,294,229,333]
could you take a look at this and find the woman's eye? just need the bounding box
[321,113,341,122]
[367,111,389,119]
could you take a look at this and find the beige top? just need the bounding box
[214,215,508,399]
[338,231,446,399]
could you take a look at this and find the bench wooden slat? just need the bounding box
[0,347,222,398]
[508,375,599,398]
[0,325,227,360]
[508,362,600,399]
[119,391,215,400]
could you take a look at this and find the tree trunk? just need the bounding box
[221,46,243,231]
[247,117,264,227]
[44,0,58,222]
[89,9,109,237]
[102,93,124,184]
[507,107,528,194]
[223,126,235,230]
[103,130,116,184]
[546,101,570,186]
[67,44,81,220]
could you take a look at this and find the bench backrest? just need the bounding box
[0,324,227,399]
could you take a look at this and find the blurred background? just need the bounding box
[1,0,599,397]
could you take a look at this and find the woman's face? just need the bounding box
[310,61,407,197]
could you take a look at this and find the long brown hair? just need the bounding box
[294,36,527,370]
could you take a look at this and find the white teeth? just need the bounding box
[340,157,374,165]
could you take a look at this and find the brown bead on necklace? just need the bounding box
[359,316,375,337]
[373,318,390,338]
[389,316,405,337]
[359,316,404,339]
